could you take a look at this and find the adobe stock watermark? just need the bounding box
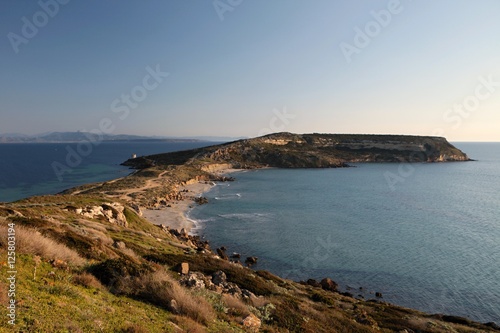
[213,0,243,21]
[51,64,169,181]
[441,74,499,130]
[7,0,71,54]
[339,0,411,63]
[6,222,17,325]
[258,107,296,137]
[384,73,499,191]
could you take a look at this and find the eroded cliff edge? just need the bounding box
[122,133,470,170]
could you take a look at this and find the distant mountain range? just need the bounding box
[0,132,243,143]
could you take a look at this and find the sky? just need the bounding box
[1,0,499,141]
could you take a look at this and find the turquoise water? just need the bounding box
[190,143,500,323]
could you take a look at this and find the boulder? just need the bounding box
[129,204,143,216]
[242,313,261,332]
[216,248,228,260]
[180,272,206,290]
[169,299,180,314]
[320,278,338,292]
[180,262,189,275]
[212,270,227,286]
[306,279,321,288]
[113,241,126,250]
[245,256,258,265]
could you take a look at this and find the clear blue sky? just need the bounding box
[1,0,499,141]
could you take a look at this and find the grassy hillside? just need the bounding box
[1,194,498,333]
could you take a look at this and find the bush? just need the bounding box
[222,294,250,316]
[117,269,215,325]
[310,291,335,306]
[146,252,277,296]
[0,224,85,266]
[87,258,151,288]
[72,272,104,290]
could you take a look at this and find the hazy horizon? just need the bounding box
[2,1,499,141]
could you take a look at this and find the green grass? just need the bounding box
[0,253,176,333]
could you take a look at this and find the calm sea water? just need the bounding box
[0,141,217,202]
[190,143,500,324]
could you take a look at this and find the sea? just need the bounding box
[188,142,500,324]
[0,141,217,202]
[0,142,499,323]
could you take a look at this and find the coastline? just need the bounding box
[141,168,243,234]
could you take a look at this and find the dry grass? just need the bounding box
[0,224,85,266]
[171,316,208,333]
[72,272,104,290]
[117,269,215,325]
[222,294,250,317]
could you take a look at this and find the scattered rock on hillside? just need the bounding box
[216,247,228,260]
[73,203,128,227]
[242,313,261,332]
[245,256,258,265]
[320,278,338,292]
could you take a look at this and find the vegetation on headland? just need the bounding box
[1,133,494,333]
[123,132,470,170]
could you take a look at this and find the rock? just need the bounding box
[180,228,189,238]
[375,292,383,298]
[306,279,321,288]
[355,310,378,327]
[216,248,228,260]
[231,252,241,259]
[180,272,206,290]
[129,204,142,216]
[242,313,261,332]
[180,262,189,275]
[245,256,258,265]
[226,283,242,296]
[241,289,256,299]
[113,241,126,250]
[50,259,68,270]
[169,299,180,314]
[212,270,227,286]
[194,196,208,205]
[320,278,338,292]
[78,203,128,227]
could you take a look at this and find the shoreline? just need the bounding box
[142,168,244,234]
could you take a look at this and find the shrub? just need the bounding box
[310,291,335,306]
[0,224,85,266]
[146,253,277,296]
[117,269,215,325]
[72,272,104,290]
[222,294,250,316]
[87,258,151,288]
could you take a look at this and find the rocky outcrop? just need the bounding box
[122,132,470,170]
[70,203,128,227]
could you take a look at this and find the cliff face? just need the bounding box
[123,132,470,169]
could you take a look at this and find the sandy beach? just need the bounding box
[142,168,243,233]
[142,181,213,233]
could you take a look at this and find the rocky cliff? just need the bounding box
[123,132,470,169]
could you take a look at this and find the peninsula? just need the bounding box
[2,133,494,333]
